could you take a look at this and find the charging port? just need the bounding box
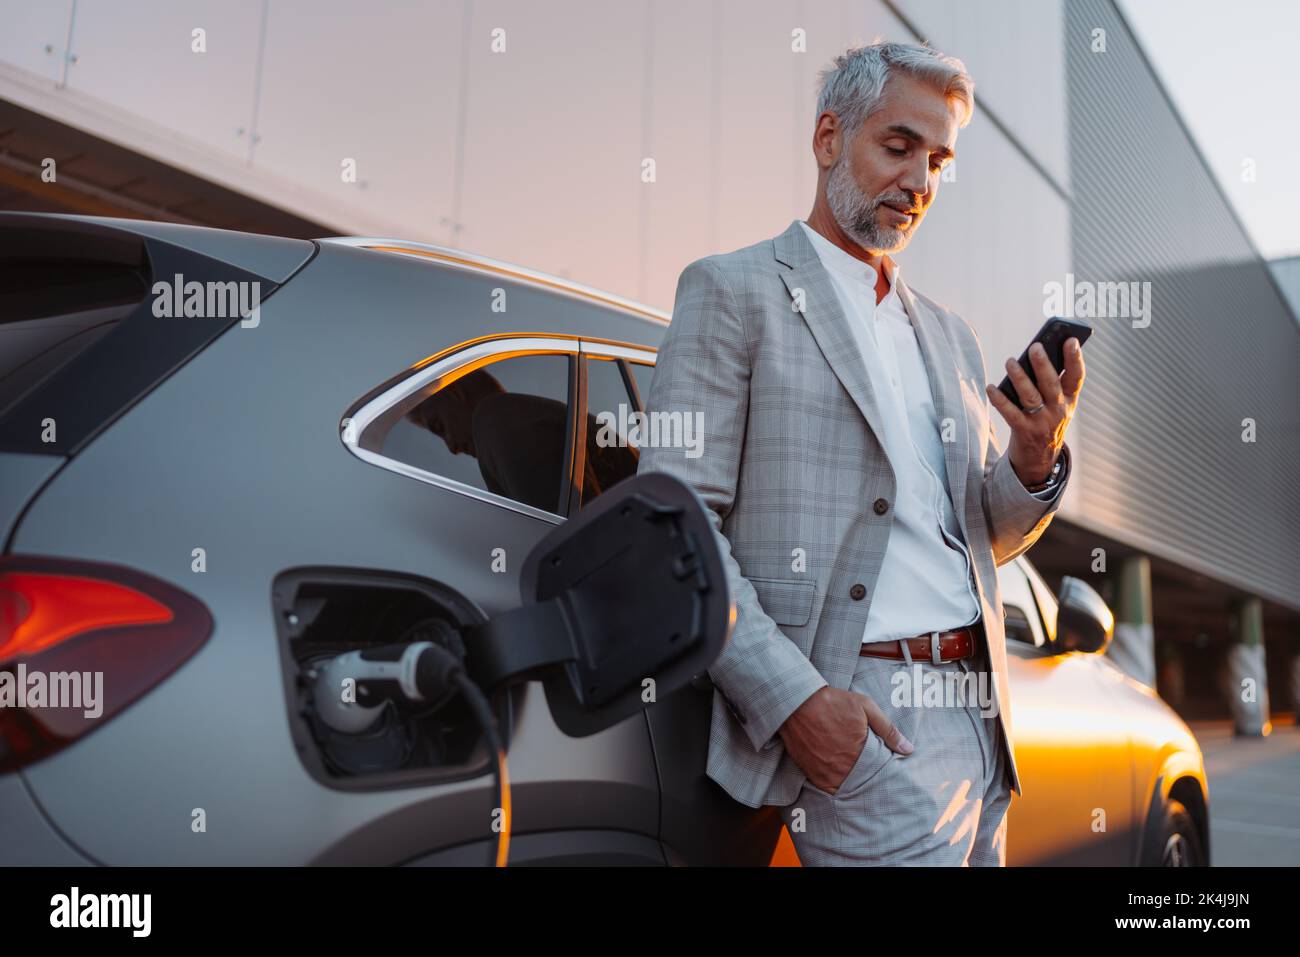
[271,567,512,790]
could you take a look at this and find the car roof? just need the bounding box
[318,236,670,328]
[0,212,315,283]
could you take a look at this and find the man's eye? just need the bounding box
[885,146,907,156]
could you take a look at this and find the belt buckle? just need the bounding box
[930,631,943,665]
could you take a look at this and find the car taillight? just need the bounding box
[0,556,212,772]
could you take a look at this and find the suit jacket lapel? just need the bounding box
[772,218,973,529]
[895,277,970,532]
[773,220,890,462]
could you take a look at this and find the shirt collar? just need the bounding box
[798,219,901,291]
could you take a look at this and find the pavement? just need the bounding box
[1190,716,1300,866]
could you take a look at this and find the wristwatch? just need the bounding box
[1023,446,1068,493]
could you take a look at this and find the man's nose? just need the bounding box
[899,165,929,204]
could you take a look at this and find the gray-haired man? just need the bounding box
[637,42,1085,865]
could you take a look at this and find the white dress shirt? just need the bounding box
[798,220,1057,645]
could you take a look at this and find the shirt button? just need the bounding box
[849,583,867,600]
[873,497,889,515]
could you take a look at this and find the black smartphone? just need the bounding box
[996,317,1092,410]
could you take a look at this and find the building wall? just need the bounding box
[1,0,1294,607]
[1064,0,1300,610]
[1270,256,1300,325]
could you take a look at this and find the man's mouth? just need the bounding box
[880,200,918,223]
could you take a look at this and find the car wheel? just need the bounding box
[1143,797,1205,867]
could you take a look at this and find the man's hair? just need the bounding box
[815,41,975,140]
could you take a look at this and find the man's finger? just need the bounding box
[986,382,1028,432]
[1059,337,1086,399]
[1028,343,1063,403]
[1005,356,1044,410]
[858,693,913,754]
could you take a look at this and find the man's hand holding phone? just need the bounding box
[986,330,1087,487]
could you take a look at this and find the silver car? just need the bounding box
[0,213,1207,866]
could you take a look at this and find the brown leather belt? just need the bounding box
[860,626,977,664]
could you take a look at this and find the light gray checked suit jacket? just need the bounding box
[637,218,1069,809]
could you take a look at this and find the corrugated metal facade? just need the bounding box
[1064,0,1300,610]
[1270,256,1300,324]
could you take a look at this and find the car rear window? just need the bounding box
[0,216,279,456]
[0,259,148,416]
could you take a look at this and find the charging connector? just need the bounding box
[309,630,509,866]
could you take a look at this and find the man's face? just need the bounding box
[824,73,961,253]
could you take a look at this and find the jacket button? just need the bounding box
[873,497,889,515]
[850,583,866,600]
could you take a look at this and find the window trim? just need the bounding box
[568,344,657,511]
[341,335,580,525]
[577,342,657,416]
[579,340,656,364]
[1019,556,1060,644]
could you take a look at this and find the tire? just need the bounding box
[1142,797,1206,867]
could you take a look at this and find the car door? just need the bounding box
[333,332,668,862]
[1002,558,1136,865]
[570,345,785,865]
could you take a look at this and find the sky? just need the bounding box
[1119,0,1300,262]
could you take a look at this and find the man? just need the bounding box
[636,41,1085,865]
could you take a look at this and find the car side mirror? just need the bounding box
[463,472,733,736]
[1053,576,1115,654]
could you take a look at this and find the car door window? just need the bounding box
[626,361,654,412]
[1021,559,1060,642]
[381,352,575,516]
[998,561,1047,647]
[577,357,641,507]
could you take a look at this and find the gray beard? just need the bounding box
[825,151,910,253]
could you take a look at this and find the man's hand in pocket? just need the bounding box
[778,685,914,793]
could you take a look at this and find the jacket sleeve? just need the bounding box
[636,257,826,753]
[982,423,1071,567]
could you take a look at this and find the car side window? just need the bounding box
[1021,559,1060,643]
[998,561,1047,647]
[577,357,641,507]
[626,361,654,412]
[385,353,575,516]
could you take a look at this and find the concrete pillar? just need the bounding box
[1108,555,1155,687]
[1225,597,1270,736]
[1289,654,1300,721]
[1157,642,1186,712]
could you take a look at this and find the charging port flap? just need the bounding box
[464,472,732,738]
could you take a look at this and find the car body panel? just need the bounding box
[0,452,63,544]
[0,773,92,865]
[1003,644,1138,864]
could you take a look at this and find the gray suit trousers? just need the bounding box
[778,633,1011,866]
